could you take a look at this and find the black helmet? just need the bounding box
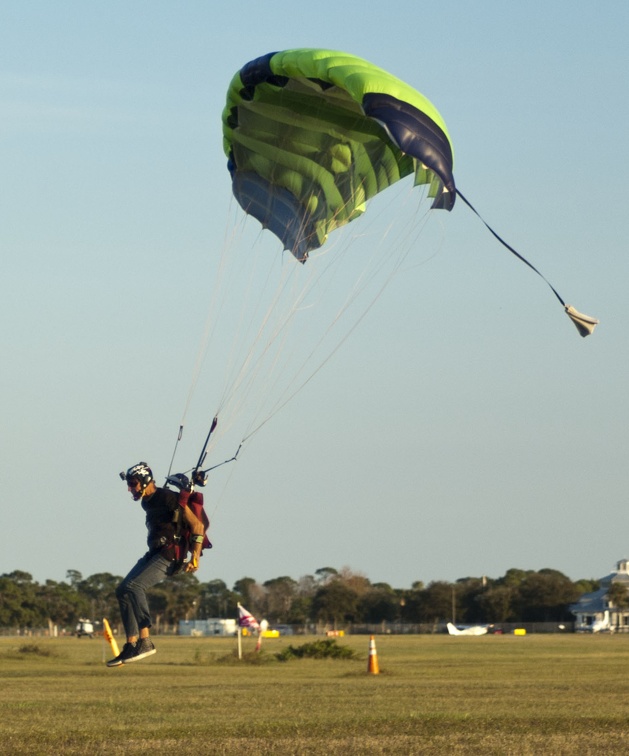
[120,462,154,499]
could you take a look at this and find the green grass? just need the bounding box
[2,633,629,754]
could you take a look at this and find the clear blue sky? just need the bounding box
[2,1,627,591]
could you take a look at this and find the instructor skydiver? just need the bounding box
[106,462,205,667]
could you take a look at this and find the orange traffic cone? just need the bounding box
[367,634,380,675]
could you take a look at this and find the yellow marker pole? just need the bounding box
[103,618,120,658]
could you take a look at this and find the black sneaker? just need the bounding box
[106,641,137,667]
[125,637,156,663]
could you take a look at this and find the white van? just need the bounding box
[75,619,94,638]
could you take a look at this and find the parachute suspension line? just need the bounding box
[186,205,254,410]
[222,208,358,440]
[167,202,252,478]
[191,225,327,477]
[210,184,364,432]
[241,258,406,442]
[241,189,428,439]
[211,246,305,428]
[166,424,184,479]
[216,210,306,417]
[456,189,598,336]
[218,258,324,443]
[203,445,243,522]
[195,180,433,461]
[175,182,437,476]
[223,251,299,403]
[455,189,565,306]
[241,186,431,442]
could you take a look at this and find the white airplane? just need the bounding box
[447,622,489,636]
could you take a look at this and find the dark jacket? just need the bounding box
[141,487,179,559]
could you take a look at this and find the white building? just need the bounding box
[178,618,238,636]
[570,559,629,633]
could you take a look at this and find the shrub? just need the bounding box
[276,638,357,662]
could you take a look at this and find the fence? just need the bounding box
[0,620,578,637]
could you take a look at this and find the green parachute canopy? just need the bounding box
[223,49,455,261]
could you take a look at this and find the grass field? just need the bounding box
[2,632,629,754]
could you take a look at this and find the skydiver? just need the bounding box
[106,462,205,667]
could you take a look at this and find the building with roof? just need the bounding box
[570,559,629,633]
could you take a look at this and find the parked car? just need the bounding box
[274,624,294,636]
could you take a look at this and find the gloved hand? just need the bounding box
[185,554,199,573]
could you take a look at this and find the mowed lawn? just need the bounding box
[2,632,629,754]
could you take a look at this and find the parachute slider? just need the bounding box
[565,305,599,337]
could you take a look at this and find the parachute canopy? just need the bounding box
[223,48,455,262]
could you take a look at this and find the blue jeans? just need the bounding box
[116,552,172,638]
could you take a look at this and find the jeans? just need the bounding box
[115,551,172,638]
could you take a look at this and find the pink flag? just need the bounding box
[237,603,260,630]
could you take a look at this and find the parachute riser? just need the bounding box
[200,442,243,477]
[191,416,219,487]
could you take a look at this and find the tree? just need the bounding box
[501,568,533,588]
[574,578,599,595]
[297,574,317,598]
[311,580,359,626]
[399,583,424,622]
[473,568,534,623]
[285,575,317,625]
[0,575,38,629]
[455,577,492,624]
[2,570,35,587]
[66,570,83,588]
[233,577,265,618]
[148,573,201,630]
[358,585,400,624]
[515,569,579,622]
[607,581,629,632]
[263,576,297,622]
[0,565,603,630]
[475,584,516,623]
[314,567,338,585]
[233,577,257,606]
[286,594,312,625]
[198,579,234,618]
[78,572,122,623]
[0,572,41,630]
[334,567,371,599]
[37,580,88,635]
[418,581,455,624]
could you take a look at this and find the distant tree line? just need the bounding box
[0,566,599,635]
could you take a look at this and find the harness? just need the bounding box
[172,489,212,573]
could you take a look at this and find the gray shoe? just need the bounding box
[106,641,137,667]
[125,637,156,663]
